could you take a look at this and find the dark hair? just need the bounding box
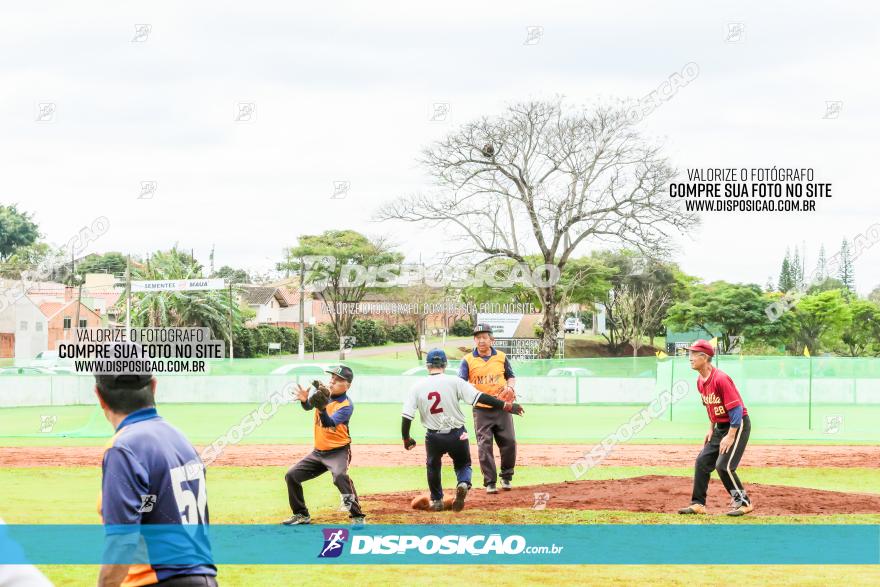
[95,375,155,414]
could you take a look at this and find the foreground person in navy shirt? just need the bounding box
[95,370,217,587]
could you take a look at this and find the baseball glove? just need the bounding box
[308,380,331,411]
[498,387,516,402]
[410,494,454,511]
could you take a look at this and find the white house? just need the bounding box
[0,295,49,359]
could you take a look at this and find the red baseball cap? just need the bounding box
[685,339,714,357]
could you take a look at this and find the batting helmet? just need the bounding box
[425,348,448,369]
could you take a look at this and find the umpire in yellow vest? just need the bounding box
[458,323,518,493]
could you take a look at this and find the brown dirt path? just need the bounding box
[371,475,880,517]
[1,444,877,468]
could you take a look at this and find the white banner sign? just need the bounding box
[131,279,226,292]
[476,313,524,338]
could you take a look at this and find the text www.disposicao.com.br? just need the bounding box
[74,360,207,373]
[684,199,816,212]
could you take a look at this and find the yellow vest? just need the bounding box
[464,349,508,408]
[314,397,352,450]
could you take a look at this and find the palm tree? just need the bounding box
[122,248,241,340]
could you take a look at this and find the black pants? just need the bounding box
[284,445,364,518]
[691,416,751,506]
[156,574,218,586]
[425,426,472,501]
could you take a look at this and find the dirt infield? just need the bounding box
[369,475,880,517]
[1,443,878,468]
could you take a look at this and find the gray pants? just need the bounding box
[473,408,516,486]
[285,445,364,518]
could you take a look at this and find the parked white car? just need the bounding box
[30,351,74,371]
[563,317,587,334]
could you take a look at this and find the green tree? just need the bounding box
[814,244,827,282]
[72,252,127,280]
[838,239,855,295]
[870,285,880,305]
[558,256,616,308]
[840,300,880,357]
[791,246,804,291]
[284,230,403,359]
[0,205,40,261]
[665,281,767,354]
[458,257,541,315]
[781,290,850,354]
[807,277,845,294]
[213,265,251,284]
[778,249,795,293]
[124,248,241,344]
[0,242,55,279]
[592,250,692,354]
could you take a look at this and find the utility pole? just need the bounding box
[125,254,132,334]
[298,259,305,360]
[228,282,234,361]
[70,250,79,342]
[73,276,83,341]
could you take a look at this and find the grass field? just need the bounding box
[4,466,880,524]
[1,465,878,585]
[2,363,878,586]
[36,565,880,587]
[2,402,877,445]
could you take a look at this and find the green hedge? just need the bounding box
[233,319,394,357]
[450,319,473,337]
[388,323,416,343]
[350,319,388,347]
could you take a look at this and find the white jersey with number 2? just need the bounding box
[402,373,481,430]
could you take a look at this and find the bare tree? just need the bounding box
[377,99,696,357]
[614,284,670,356]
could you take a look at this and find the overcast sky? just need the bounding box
[3,1,878,294]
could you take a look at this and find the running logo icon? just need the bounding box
[318,528,349,558]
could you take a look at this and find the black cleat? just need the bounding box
[452,482,469,512]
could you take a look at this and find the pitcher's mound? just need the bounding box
[369,475,880,516]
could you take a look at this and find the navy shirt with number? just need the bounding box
[100,407,216,584]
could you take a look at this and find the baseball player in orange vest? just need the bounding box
[283,365,365,527]
[458,323,518,493]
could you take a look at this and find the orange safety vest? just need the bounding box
[464,349,509,408]
[314,396,353,450]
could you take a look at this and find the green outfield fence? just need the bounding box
[0,356,878,443]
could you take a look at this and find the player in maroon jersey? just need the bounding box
[677,339,754,516]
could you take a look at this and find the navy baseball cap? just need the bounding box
[425,349,447,367]
[473,323,494,335]
[325,365,354,382]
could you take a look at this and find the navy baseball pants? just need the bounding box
[425,426,472,501]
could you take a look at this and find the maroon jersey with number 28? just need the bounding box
[697,368,748,423]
